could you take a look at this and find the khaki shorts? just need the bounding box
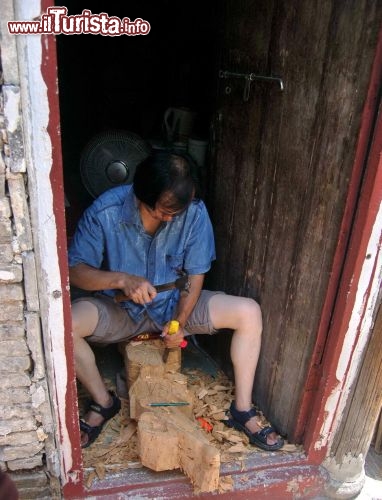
[72,290,224,345]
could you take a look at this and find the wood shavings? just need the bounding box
[185,367,291,462]
[95,463,105,480]
[197,388,209,399]
[281,443,303,453]
[206,389,218,396]
[209,411,227,420]
[218,475,234,493]
[225,443,249,453]
[85,471,97,489]
[214,431,243,443]
[79,394,141,487]
[79,366,298,488]
[117,422,137,443]
[213,385,230,391]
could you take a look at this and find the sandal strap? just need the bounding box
[79,419,103,449]
[79,419,101,434]
[88,391,121,420]
[229,401,258,425]
[257,426,277,439]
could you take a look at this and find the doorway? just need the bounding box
[54,0,382,495]
[55,0,250,491]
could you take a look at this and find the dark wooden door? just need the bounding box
[205,0,382,439]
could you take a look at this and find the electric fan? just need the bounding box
[80,130,151,198]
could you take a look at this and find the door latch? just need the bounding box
[219,70,284,102]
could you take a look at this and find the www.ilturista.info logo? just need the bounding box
[8,7,151,36]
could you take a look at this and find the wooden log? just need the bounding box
[138,409,220,492]
[125,340,221,492]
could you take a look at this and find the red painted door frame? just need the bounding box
[295,26,382,459]
[40,1,83,496]
[41,3,381,495]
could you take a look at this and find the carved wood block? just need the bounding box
[124,339,165,388]
[121,339,181,390]
[138,409,220,492]
[125,340,221,492]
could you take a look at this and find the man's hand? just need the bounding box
[120,275,157,305]
[162,321,186,348]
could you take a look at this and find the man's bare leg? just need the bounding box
[72,301,113,442]
[208,294,278,446]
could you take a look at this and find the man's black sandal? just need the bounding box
[225,401,284,451]
[80,391,121,449]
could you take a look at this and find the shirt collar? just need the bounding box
[121,186,140,226]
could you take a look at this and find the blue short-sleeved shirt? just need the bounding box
[68,185,216,326]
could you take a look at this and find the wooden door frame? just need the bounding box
[19,1,381,496]
[40,3,84,497]
[296,26,382,461]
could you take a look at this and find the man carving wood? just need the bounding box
[68,150,284,451]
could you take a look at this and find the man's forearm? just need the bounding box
[175,274,204,327]
[69,263,128,291]
[69,263,158,304]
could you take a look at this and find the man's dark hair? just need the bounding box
[133,150,197,210]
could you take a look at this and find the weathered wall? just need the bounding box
[0,1,54,497]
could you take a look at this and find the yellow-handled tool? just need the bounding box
[168,320,180,335]
[168,320,187,348]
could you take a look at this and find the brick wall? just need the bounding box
[0,49,53,497]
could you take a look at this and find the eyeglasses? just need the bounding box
[156,207,185,217]
[147,203,186,219]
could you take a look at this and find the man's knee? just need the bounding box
[72,300,99,338]
[236,297,262,329]
[209,294,262,331]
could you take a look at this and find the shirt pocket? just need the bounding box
[165,252,185,280]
